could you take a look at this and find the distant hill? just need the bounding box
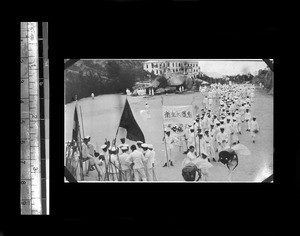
[65,60,152,104]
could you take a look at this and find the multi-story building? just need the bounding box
[143,60,200,76]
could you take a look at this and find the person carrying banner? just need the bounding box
[162,129,177,167]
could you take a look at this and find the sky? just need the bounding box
[198,59,270,76]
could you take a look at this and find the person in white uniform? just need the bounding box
[127,145,147,181]
[146,144,157,181]
[107,147,120,181]
[119,146,131,181]
[250,116,260,143]
[162,130,177,167]
[203,130,214,162]
[216,126,229,153]
[244,109,252,132]
[235,111,242,134]
[231,118,239,145]
[182,145,198,168]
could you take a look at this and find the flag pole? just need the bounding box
[75,102,84,181]
[80,105,85,138]
[79,105,90,175]
[161,95,169,167]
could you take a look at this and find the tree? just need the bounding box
[157,76,168,88]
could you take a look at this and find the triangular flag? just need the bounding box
[119,98,145,143]
[72,106,81,144]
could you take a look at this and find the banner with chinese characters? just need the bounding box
[162,105,194,126]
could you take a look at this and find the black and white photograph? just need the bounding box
[64,59,273,182]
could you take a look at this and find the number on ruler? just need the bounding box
[21,80,24,83]
[21,160,26,164]
[21,201,27,205]
[33,167,38,171]
[21,100,24,104]
[31,114,37,119]
[21,140,25,144]
[39,82,43,86]
[21,181,26,184]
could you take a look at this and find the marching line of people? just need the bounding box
[65,136,158,182]
[178,82,260,181]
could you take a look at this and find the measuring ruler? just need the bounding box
[20,22,44,214]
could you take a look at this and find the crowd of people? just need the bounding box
[66,82,260,182]
[162,82,260,181]
[65,136,157,182]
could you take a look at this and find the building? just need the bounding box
[143,60,200,76]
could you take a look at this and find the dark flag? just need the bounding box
[118,98,145,143]
[71,105,84,181]
[72,105,81,144]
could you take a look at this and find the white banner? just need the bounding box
[162,105,194,125]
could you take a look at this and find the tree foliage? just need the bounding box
[65,60,149,104]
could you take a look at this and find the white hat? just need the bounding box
[137,141,143,144]
[220,125,225,129]
[141,143,148,148]
[110,147,117,152]
[121,146,128,151]
[85,135,91,140]
[148,144,153,149]
[101,144,107,149]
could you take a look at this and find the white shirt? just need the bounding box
[146,150,156,168]
[165,134,177,148]
[235,114,241,123]
[250,120,259,131]
[216,132,229,144]
[187,151,197,161]
[128,150,145,169]
[82,143,94,159]
[119,152,130,170]
[245,112,252,121]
